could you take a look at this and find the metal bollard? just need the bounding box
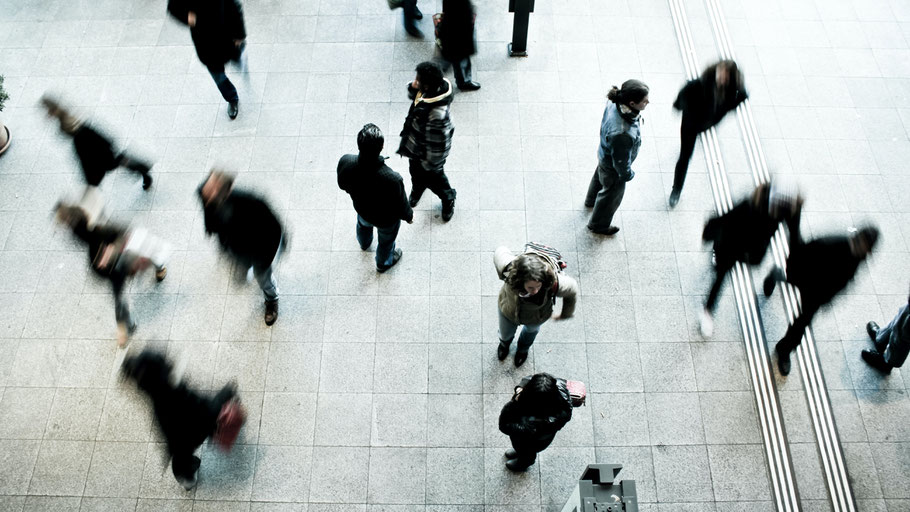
[508,0,535,56]
[560,464,638,512]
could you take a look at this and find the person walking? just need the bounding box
[338,124,414,272]
[41,95,154,191]
[498,373,573,471]
[398,61,457,222]
[585,80,650,236]
[765,226,879,376]
[437,0,480,91]
[698,181,802,337]
[494,245,578,367]
[399,0,424,38]
[198,170,285,326]
[863,289,910,375]
[670,60,747,208]
[168,0,247,120]
[55,202,170,347]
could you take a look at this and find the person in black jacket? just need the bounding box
[168,0,247,119]
[765,226,879,376]
[338,124,414,272]
[438,0,480,91]
[122,349,238,490]
[198,170,285,325]
[699,181,802,337]
[55,202,169,346]
[670,60,747,208]
[499,373,573,471]
[41,96,153,190]
[398,61,457,222]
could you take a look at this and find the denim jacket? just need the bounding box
[597,102,641,181]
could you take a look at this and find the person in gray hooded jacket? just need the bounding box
[585,79,649,236]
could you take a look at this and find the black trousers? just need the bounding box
[170,385,237,482]
[777,297,823,355]
[409,158,456,202]
[705,259,735,313]
[673,122,700,193]
[509,433,556,469]
[441,57,473,86]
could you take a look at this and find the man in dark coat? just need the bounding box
[198,170,285,325]
[670,60,748,208]
[698,181,802,337]
[765,226,879,376]
[338,124,414,272]
[863,289,910,374]
[398,61,457,222]
[438,0,480,91]
[42,96,153,190]
[168,0,247,119]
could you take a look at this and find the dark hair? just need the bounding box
[416,61,444,93]
[505,253,556,295]
[357,123,384,158]
[517,373,569,414]
[854,226,880,254]
[607,79,649,106]
[703,59,741,84]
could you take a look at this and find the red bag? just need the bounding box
[565,380,586,407]
[214,399,247,451]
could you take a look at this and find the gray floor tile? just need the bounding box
[707,444,771,501]
[482,448,540,505]
[250,445,312,502]
[368,447,427,504]
[427,394,483,448]
[318,343,374,393]
[639,344,697,392]
[259,393,317,446]
[0,439,40,495]
[82,442,146,498]
[371,394,427,447]
[652,445,715,503]
[646,392,706,446]
[591,393,650,447]
[426,448,484,504]
[44,388,106,441]
[0,387,56,439]
[428,344,482,393]
[28,439,94,496]
[309,446,369,503]
[314,393,371,446]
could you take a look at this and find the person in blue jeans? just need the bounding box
[864,289,910,375]
[338,124,414,272]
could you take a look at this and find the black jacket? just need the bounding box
[439,0,476,61]
[72,125,121,186]
[167,0,246,67]
[71,219,131,295]
[703,199,800,267]
[673,67,748,133]
[337,154,413,226]
[499,390,572,443]
[201,190,283,268]
[786,236,863,305]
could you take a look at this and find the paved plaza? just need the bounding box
[0,0,909,510]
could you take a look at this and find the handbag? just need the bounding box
[214,398,247,451]
[563,379,587,407]
[433,13,444,49]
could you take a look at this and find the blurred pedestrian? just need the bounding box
[698,181,802,337]
[168,0,247,119]
[670,60,747,208]
[41,95,153,191]
[55,202,170,346]
[585,79,650,236]
[398,61,457,222]
[863,289,910,375]
[198,170,285,325]
[494,245,577,367]
[437,0,480,91]
[338,124,414,272]
[122,349,245,490]
[394,0,424,38]
[499,373,573,471]
[765,226,879,375]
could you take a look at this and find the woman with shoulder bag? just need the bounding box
[498,373,573,471]
[437,0,480,91]
[494,245,578,367]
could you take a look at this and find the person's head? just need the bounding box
[848,226,879,259]
[122,349,173,393]
[516,373,567,412]
[53,201,87,229]
[415,61,444,94]
[199,169,236,207]
[710,60,740,87]
[606,79,650,112]
[357,123,385,159]
[40,94,81,134]
[506,254,556,298]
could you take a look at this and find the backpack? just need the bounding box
[524,242,567,271]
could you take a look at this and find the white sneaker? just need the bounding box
[698,309,714,338]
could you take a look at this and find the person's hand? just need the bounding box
[187,11,196,27]
[411,79,420,89]
[234,38,245,47]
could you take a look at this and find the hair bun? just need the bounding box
[606,86,621,102]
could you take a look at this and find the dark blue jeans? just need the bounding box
[356,216,401,267]
[207,64,239,103]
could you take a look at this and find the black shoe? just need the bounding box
[497,342,509,361]
[588,225,619,236]
[514,351,528,367]
[414,7,423,19]
[228,101,239,120]
[504,448,517,459]
[775,343,791,376]
[866,321,880,341]
[668,188,681,208]
[441,199,455,222]
[861,349,893,374]
[506,458,531,472]
[457,81,481,91]
[405,23,424,38]
[142,174,153,190]
[763,268,784,297]
[409,189,424,208]
[264,299,278,326]
[584,200,595,208]
[377,248,403,273]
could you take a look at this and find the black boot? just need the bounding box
[764,267,785,297]
[441,198,455,222]
[497,340,509,361]
[668,188,681,208]
[866,321,880,341]
[861,349,893,374]
[409,188,424,208]
[514,350,528,367]
[775,342,791,376]
[264,299,278,326]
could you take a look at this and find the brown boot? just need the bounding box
[155,267,167,282]
[264,300,278,326]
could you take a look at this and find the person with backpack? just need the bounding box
[498,373,573,471]
[585,80,650,236]
[494,244,578,367]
